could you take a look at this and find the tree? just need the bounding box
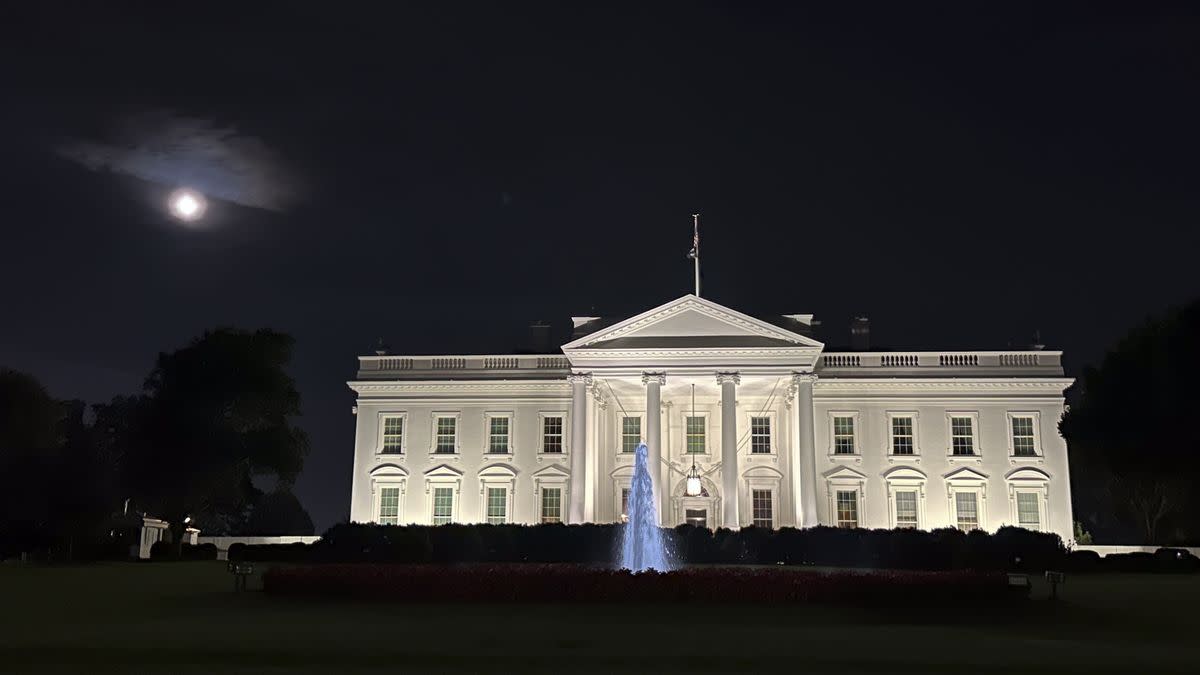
[115,328,310,552]
[1061,299,1200,544]
[244,487,315,536]
[0,369,63,557]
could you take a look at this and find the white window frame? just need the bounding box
[478,465,517,524]
[1013,489,1044,531]
[946,411,982,460]
[892,489,920,529]
[376,412,408,455]
[681,410,712,458]
[883,467,927,530]
[827,411,861,459]
[532,465,570,520]
[424,466,463,525]
[744,410,778,458]
[611,465,634,523]
[539,485,565,524]
[618,412,645,455]
[885,411,920,460]
[750,488,775,529]
[371,478,407,525]
[952,489,984,532]
[834,489,861,529]
[826,467,867,528]
[1006,411,1043,461]
[482,411,514,458]
[537,411,570,458]
[430,412,462,458]
[1005,470,1050,532]
[742,467,783,529]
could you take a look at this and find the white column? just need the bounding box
[642,372,665,525]
[717,371,741,529]
[793,372,819,527]
[568,372,591,523]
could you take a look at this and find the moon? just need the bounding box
[168,188,207,222]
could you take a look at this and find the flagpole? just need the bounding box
[692,213,701,297]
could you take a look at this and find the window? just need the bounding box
[750,417,772,454]
[833,416,856,455]
[951,416,975,456]
[836,490,859,528]
[488,416,510,454]
[894,490,918,528]
[620,487,631,522]
[955,492,979,531]
[685,416,706,454]
[621,416,641,454]
[432,487,454,525]
[1016,492,1040,529]
[751,489,773,528]
[541,487,562,523]
[434,416,457,454]
[486,487,507,524]
[381,417,404,454]
[542,416,564,453]
[378,486,400,525]
[891,416,915,455]
[1011,416,1036,457]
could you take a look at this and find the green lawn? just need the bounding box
[1,562,1198,674]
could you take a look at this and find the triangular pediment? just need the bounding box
[945,467,989,482]
[531,464,571,479]
[824,466,868,481]
[423,464,464,479]
[562,295,823,351]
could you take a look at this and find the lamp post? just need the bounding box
[684,384,702,497]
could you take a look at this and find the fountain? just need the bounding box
[619,442,674,572]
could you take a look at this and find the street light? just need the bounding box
[684,383,703,497]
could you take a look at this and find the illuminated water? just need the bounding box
[619,442,674,572]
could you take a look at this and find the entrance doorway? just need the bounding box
[685,508,707,528]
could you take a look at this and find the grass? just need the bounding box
[0,562,1198,674]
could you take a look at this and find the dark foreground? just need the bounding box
[0,562,1197,674]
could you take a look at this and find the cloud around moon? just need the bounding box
[55,110,299,212]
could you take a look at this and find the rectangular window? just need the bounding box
[486,487,507,524]
[1017,492,1040,529]
[541,487,562,523]
[894,490,918,528]
[951,416,975,456]
[381,417,404,454]
[750,417,772,454]
[488,417,510,454]
[1011,416,1036,457]
[435,416,457,454]
[751,489,773,528]
[833,416,856,455]
[620,487,631,522]
[686,416,706,454]
[378,486,400,525]
[836,490,859,528]
[621,416,641,454]
[432,487,454,525]
[891,416,914,455]
[542,416,564,453]
[955,492,979,531]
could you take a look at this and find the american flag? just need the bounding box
[687,214,699,259]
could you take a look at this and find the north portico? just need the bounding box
[348,294,1075,540]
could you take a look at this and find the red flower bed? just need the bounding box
[263,564,1014,606]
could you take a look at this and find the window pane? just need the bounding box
[432,487,454,525]
[895,490,918,528]
[833,416,856,454]
[378,486,400,525]
[836,490,858,528]
[543,416,564,453]
[951,417,975,455]
[620,488,630,522]
[382,417,404,453]
[955,492,979,531]
[686,416,705,454]
[541,487,562,523]
[750,417,771,454]
[435,417,457,453]
[752,489,773,528]
[621,416,641,453]
[1011,417,1036,456]
[1017,492,1040,529]
[486,487,507,524]
[891,416,914,455]
[488,417,509,453]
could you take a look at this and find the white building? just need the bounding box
[348,295,1075,541]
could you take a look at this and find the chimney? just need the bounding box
[850,316,870,351]
[571,316,601,339]
[528,321,552,353]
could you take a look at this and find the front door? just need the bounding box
[685,508,707,528]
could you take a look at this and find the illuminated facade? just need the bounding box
[348,295,1075,541]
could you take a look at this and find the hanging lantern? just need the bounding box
[685,463,703,497]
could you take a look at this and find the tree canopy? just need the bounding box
[1061,299,1200,544]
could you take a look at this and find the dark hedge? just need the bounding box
[263,563,1018,606]
[230,523,1075,571]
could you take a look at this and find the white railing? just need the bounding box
[377,357,413,370]
[822,354,861,367]
[430,357,467,369]
[484,357,519,369]
[939,353,979,367]
[999,353,1038,367]
[881,354,919,367]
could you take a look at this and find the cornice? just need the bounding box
[814,378,1074,392]
[569,347,821,360]
[348,381,571,395]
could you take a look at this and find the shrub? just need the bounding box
[263,563,1016,606]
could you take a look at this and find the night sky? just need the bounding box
[2,2,1198,530]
